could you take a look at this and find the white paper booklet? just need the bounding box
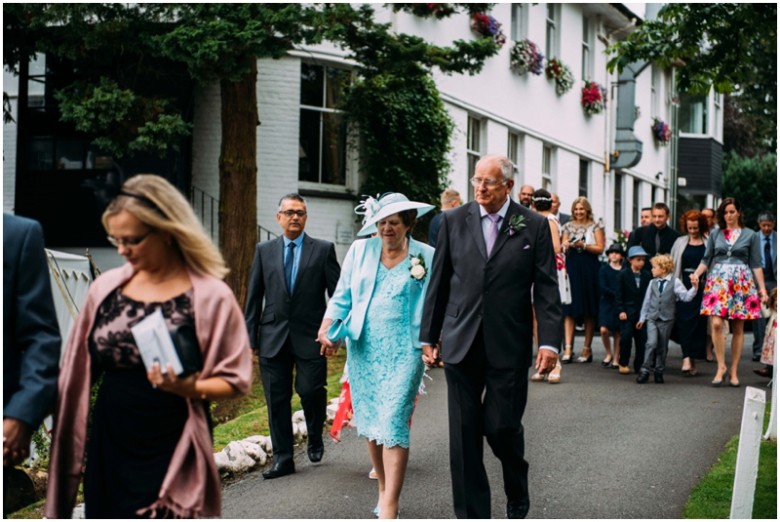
[130,308,184,376]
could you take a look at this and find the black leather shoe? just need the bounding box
[654,372,664,384]
[262,460,295,480]
[307,445,324,463]
[507,499,529,519]
[636,372,649,384]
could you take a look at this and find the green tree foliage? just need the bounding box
[722,152,777,228]
[607,3,777,152]
[4,3,501,298]
[346,73,453,233]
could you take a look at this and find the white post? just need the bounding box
[764,335,777,441]
[730,387,766,519]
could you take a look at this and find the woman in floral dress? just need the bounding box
[691,197,769,387]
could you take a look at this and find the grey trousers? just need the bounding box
[642,319,674,374]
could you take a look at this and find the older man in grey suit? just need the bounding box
[4,214,61,514]
[421,155,562,519]
[245,194,340,479]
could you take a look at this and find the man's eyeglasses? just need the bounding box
[107,230,154,248]
[470,176,506,188]
[279,210,307,217]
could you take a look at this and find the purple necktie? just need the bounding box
[485,213,501,255]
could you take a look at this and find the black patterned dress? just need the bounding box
[83,288,195,518]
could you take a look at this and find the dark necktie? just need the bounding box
[654,229,661,254]
[658,279,666,294]
[285,242,296,294]
[765,236,775,281]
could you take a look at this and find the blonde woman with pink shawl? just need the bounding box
[45,175,252,518]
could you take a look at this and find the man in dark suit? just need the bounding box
[428,188,462,248]
[3,214,61,513]
[550,192,570,225]
[420,155,562,519]
[245,194,340,479]
[753,211,777,363]
[627,202,680,274]
[615,246,652,374]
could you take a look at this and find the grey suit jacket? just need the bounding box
[245,233,340,359]
[3,213,61,428]
[420,200,563,368]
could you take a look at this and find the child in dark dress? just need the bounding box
[599,244,624,368]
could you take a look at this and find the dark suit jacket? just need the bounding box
[420,200,563,368]
[245,233,340,359]
[428,212,443,247]
[3,213,61,428]
[615,268,651,321]
[628,224,680,257]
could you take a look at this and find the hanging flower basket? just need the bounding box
[652,117,672,144]
[394,3,456,19]
[471,13,506,46]
[509,39,544,76]
[545,57,574,95]
[581,81,606,115]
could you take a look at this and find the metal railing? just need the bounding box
[190,185,277,244]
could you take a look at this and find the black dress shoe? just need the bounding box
[654,372,664,384]
[636,372,649,384]
[507,499,529,519]
[307,445,324,463]
[262,461,295,480]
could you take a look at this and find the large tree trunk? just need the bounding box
[219,59,258,307]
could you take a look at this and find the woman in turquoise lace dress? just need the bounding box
[318,193,434,519]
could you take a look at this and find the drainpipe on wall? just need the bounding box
[611,60,649,170]
[669,70,679,220]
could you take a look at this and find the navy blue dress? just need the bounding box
[562,222,601,321]
[676,243,707,359]
[598,264,622,331]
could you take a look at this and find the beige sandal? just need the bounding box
[548,362,562,384]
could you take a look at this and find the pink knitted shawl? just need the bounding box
[44,264,252,518]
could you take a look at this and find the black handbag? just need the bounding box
[171,323,203,377]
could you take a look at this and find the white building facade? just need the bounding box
[4,3,723,262]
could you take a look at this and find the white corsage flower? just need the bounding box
[409,253,427,283]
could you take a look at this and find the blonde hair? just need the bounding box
[570,196,594,222]
[650,254,674,276]
[102,174,228,279]
[440,188,461,208]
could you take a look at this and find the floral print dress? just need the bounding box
[700,228,762,319]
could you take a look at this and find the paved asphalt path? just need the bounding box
[222,333,768,519]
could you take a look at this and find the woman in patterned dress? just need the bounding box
[318,193,435,519]
[560,197,605,363]
[691,198,769,387]
[46,175,252,518]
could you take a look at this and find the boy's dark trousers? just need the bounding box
[619,317,647,373]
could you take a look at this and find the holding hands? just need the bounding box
[422,344,443,368]
[317,318,340,357]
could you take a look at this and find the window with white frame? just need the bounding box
[581,16,594,81]
[299,62,351,185]
[545,4,560,59]
[507,131,522,179]
[466,115,484,201]
[713,92,721,141]
[679,93,708,134]
[650,66,660,118]
[541,145,553,191]
[578,159,589,197]
[511,3,528,42]
[614,172,623,231]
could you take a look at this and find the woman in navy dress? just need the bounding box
[561,197,605,363]
[670,210,708,376]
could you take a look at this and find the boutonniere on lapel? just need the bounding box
[506,214,527,236]
[409,253,427,284]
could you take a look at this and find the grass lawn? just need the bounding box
[683,405,777,519]
[212,350,348,450]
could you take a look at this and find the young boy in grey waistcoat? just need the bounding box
[636,254,699,383]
